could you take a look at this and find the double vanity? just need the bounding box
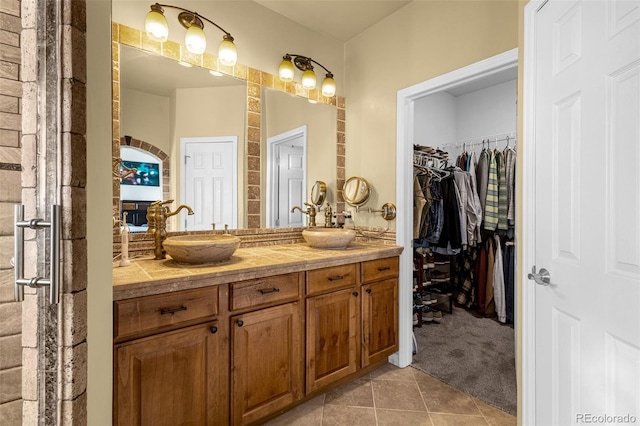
[112,236,402,425]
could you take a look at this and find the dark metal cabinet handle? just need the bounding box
[366,288,372,294]
[259,287,280,295]
[237,320,244,327]
[160,305,187,315]
[210,326,218,334]
[377,266,391,272]
[352,291,359,297]
[328,275,344,281]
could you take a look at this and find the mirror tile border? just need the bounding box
[111,22,346,234]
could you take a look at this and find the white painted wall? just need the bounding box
[413,91,457,149]
[455,79,517,142]
[121,88,172,155]
[413,79,517,161]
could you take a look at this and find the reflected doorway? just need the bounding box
[267,125,307,227]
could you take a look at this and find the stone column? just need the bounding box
[21,0,88,424]
[0,0,23,423]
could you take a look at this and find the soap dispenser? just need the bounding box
[119,212,131,267]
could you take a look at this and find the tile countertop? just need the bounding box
[113,242,404,301]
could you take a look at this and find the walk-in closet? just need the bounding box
[409,67,518,416]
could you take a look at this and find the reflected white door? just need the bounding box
[279,143,305,227]
[267,126,307,227]
[527,0,640,424]
[182,137,237,231]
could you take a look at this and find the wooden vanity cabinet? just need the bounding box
[229,273,304,425]
[114,255,401,425]
[113,286,228,426]
[361,257,399,367]
[305,264,359,394]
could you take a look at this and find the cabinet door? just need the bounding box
[231,302,303,425]
[306,288,359,394]
[114,321,228,426]
[362,278,399,367]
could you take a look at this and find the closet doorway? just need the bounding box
[395,49,518,415]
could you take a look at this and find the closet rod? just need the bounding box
[440,132,517,150]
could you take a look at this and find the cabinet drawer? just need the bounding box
[306,264,357,295]
[114,286,219,340]
[361,257,399,283]
[230,273,300,311]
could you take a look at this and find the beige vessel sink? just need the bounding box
[163,234,240,264]
[302,228,356,249]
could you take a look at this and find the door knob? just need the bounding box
[527,265,551,286]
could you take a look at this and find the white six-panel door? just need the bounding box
[525,0,640,424]
[182,137,238,231]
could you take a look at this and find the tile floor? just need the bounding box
[266,363,516,426]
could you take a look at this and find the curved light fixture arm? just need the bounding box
[153,3,233,38]
[285,53,333,75]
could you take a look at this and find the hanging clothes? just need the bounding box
[484,150,499,231]
[434,176,462,255]
[413,175,427,239]
[466,152,483,246]
[495,149,509,231]
[504,147,517,228]
[493,235,506,323]
[453,170,469,248]
[417,173,432,239]
[476,148,489,216]
[425,179,444,244]
[485,237,495,316]
[474,242,488,314]
[503,241,515,324]
[455,246,477,307]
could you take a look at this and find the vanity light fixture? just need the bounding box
[278,54,336,97]
[145,3,237,65]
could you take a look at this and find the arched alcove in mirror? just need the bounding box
[117,139,170,232]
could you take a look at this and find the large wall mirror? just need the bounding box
[112,23,345,232]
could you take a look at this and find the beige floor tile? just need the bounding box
[372,380,427,411]
[472,399,516,426]
[321,405,377,426]
[375,409,433,426]
[417,379,482,416]
[266,363,517,426]
[429,413,490,426]
[370,363,418,382]
[264,395,325,426]
[324,376,374,407]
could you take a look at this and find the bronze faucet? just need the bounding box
[291,202,317,227]
[323,203,333,227]
[146,200,195,259]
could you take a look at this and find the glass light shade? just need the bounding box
[278,59,295,82]
[321,75,336,97]
[145,9,168,42]
[185,25,206,54]
[301,69,316,90]
[218,38,237,66]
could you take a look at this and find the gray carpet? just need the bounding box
[412,306,517,416]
